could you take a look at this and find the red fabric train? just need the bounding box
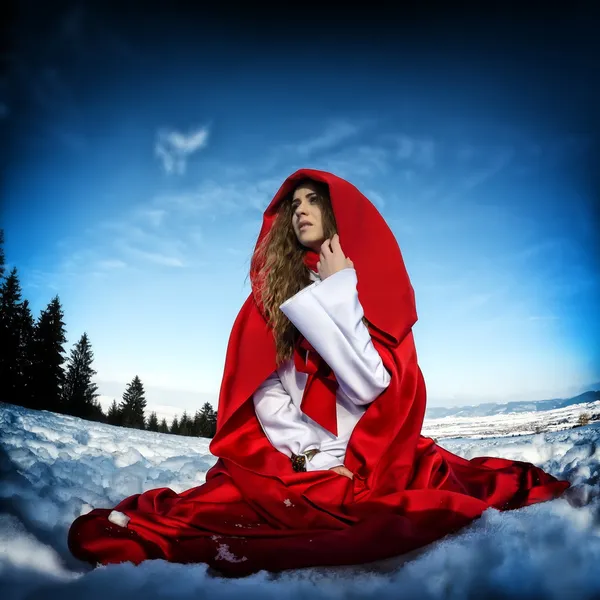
[68,169,570,576]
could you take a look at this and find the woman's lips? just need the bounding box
[299,223,312,230]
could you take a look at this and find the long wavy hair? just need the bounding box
[251,179,338,365]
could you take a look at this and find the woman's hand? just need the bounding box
[317,234,354,280]
[329,465,354,479]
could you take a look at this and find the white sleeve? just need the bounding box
[253,371,344,471]
[279,268,390,406]
[306,450,344,472]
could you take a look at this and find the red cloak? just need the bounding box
[68,169,569,576]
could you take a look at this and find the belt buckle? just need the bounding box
[291,453,306,472]
[291,449,320,472]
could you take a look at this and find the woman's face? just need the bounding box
[290,183,326,252]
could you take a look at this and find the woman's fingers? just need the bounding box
[330,233,342,253]
[329,465,354,479]
[321,234,345,256]
[331,234,348,262]
[320,238,333,255]
[317,235,351,279]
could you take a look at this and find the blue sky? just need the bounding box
[3,4,599,418]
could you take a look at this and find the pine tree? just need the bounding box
[191,409,202,436]
[29,296,67,412]
[147,411,159,432]
[159,417,169,433]
[205,404,217,438]
[107,399,121,425]
[196,402,217,438]
[16,299,36,407]
[170,416,180,435]
[87,398,106,423]
[179,410,192,436]
[119,376,147,429]
[0,268,24,405]
[0,229,5,281]
[62,332,99,419]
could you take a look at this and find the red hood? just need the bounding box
[250,168,417,344]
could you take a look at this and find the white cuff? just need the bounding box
[305,451,344,472]
[279,268,390,405]
[253,372,324,457]
[279,280,320,310]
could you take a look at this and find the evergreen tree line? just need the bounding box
[0,229,218,438]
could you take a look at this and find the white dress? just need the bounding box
[252,267,391,472]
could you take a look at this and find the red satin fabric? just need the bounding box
[303,248,320,273]
[295,335,339,436]
[68,169,570,577]
[295,248,339,435]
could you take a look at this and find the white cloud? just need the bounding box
[528,315,559,321]
[153,177,281,216]
[319,145,391,181]
[87,221,190,270]
[456,143,476,162]
[118,243,184,267]
[293,120,361,156]
[510,238,569,262]
[40,174,278,291]
[96,259,127,270]
[137,208,167,228]
[462,147,514,190]
[363,189,386,210]
[155,126,209,175]
[437,146,514,206]
[393,134,437,168]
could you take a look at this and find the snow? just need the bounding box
[1,400,599,599]
[214,543,248,564]
[107,511,130,527]
[422,399,600,439]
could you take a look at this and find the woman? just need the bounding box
[68,169,569,577]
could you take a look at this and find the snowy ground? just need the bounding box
[1,401,599,600]
[422,399,600,440]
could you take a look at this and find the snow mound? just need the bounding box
[1,401,599,600]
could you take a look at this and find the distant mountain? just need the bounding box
[425,390,600,419]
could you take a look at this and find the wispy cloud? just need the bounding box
[106,224,188,268]
[528,315,559,321]
[461,147,514,190]
[312,145,391,183]
[22,246,101,295]
[439,145,514,206]
[136,208,167,228]
[529,135,592,167]
[37,172,281,293]
[65,175,281,280]
[509,238,568,262]
[118,244,184,267]
[262,119,376,174]
[459,291,496,311]
[363,188,386,210]
[292,120,362,157]
[155,126,210,175]
[152,177,281,216]
[393,134,437,168]
[96,259,126,270]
